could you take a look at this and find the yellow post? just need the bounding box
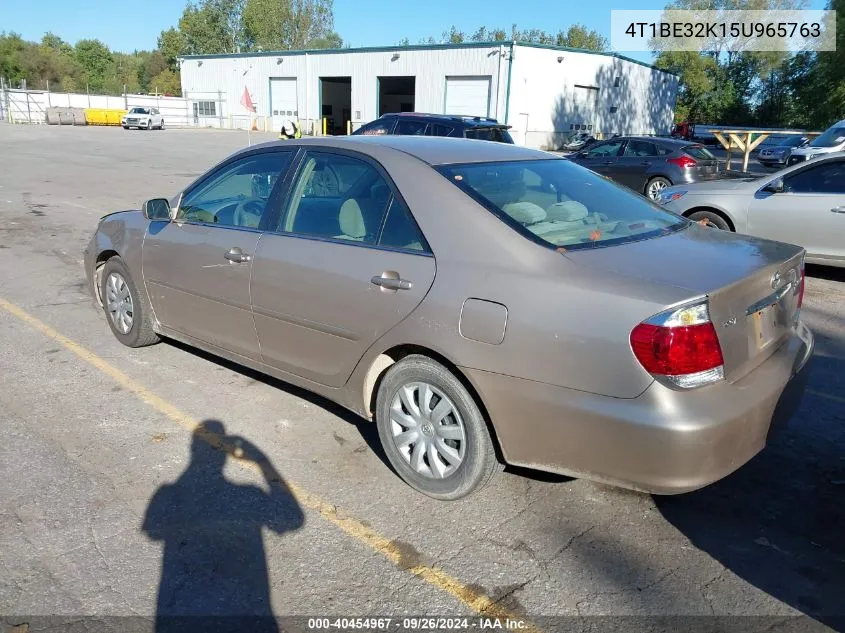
[322,117,327,136]
[347,120,352,135]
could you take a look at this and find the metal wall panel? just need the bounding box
[179,46,508,133]
[507,45,679,149]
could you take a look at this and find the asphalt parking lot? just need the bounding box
[1,124,844,633]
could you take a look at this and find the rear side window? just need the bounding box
[378,197,429,252]
[396,119,428,136]
[623,140,658,157]
[426,123,455,137]
[683,145,715,160]
[280,152,392,244]
[439,159,686,251]
[465,127,508,143]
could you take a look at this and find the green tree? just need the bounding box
[0,32,27,86]
[555,24,608,51]
[177,0,243,55]
[149,68,182,95]
[74,39,113,92]
[242,0,338,51]
[158,27,187,70]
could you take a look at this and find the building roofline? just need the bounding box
[512,41,677,76]
[177,40,676,76]
[179,40,512,60]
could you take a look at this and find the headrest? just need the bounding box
[339,199,366,238]
[502,201,546,224]
[546,201,589,222]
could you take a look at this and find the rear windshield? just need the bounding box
[682,145,715,160]
[809,125,845,148]
[438,159,687,250]
[465,127,514,143]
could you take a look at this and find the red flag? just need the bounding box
[240,86,255,112]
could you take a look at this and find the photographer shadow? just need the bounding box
[143,419,304,633]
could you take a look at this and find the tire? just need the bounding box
[122,126,128,130]
[159,119,165,130]
[100,257,159,348]
[688,209,732,231]
[375,355,500,500]
[645,176,672,200]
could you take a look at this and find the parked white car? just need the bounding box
[787,119,845,165]
[121,107,165,130]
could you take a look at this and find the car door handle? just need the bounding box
[371,272,412,291]
[831,207,845,214]
[224,247,252,263]
[640,161,652,166]
[603,161,614,165]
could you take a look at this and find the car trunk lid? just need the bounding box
[567,224,805,383]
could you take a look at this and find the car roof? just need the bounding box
[616,136,698,148]
[380,112,507,128]
[246,135,553,165]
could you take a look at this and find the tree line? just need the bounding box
[654,0,844,129]
[0,0,342,96]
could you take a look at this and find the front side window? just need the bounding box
[439,159,686,250]
[623,140,658,157]
[396,119,428,135]
[584,140,624,158]
[785,160,845,194]
[177,152,292,228]
[809,125,845,148]
[280,152,392,244]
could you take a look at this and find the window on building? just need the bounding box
[196,101,216,117]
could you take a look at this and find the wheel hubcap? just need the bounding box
[648,180,667,199]
[389,382,466,479]
[105,272,134,334]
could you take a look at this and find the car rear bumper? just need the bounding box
[464,321,813,494]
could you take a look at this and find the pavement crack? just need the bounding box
[479,575,538,613]
[636,566,679,592]
[89,524,110,570]
[545,524,596,562]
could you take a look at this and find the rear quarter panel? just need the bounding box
[345,146,696,402]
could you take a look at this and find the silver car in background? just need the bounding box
[661,153,845,268]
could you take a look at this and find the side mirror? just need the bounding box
[764,178,784,194]
[142,198,171,220]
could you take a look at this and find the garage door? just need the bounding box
[445,76,491,117]
[270,78,298,132]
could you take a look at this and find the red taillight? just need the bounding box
[668,155,697,168]
[631,322,724,376]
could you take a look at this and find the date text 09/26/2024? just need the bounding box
[307,618,529,630]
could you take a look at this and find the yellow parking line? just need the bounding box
[0,296,539,630]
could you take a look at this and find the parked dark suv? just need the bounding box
[353,113,514,143]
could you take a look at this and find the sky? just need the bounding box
[0,0,830,64]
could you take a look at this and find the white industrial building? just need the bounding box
[178,41,678,149]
